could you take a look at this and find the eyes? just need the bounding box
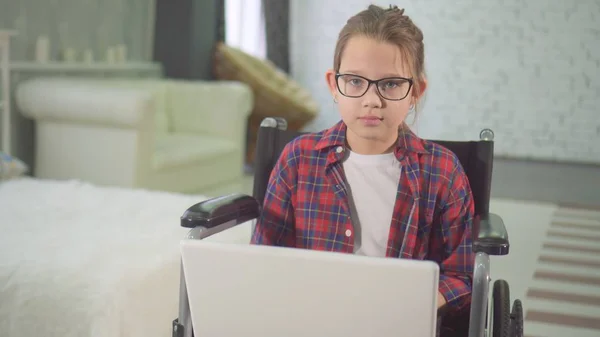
[347,77,402,89]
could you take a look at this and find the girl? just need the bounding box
[251,4,474,320]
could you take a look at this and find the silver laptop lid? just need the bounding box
[181,240,439,337]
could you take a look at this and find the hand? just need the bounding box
[437,292,447,309]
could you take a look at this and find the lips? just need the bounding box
[358,115,383,126]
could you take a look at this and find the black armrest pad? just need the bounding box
[473,213,509,255]
[180,193,260,228]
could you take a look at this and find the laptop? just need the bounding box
[181,239,439,337]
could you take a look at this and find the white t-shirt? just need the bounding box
[342,149,402,257]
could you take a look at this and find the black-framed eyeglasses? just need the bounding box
[335,73,413,101]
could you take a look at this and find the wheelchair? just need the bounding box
[172,117,524,337]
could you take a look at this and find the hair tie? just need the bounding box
[388,5,405,15]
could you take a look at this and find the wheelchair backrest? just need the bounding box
[252,117,494,217]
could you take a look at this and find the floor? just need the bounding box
[236,158,600,336]
[490,158,600,336]
[488,199,600,337]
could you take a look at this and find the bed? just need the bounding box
[0,177,252,337]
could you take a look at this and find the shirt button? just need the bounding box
[345,229,352,237]
[336,146,344,153]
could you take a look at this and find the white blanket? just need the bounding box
[0,177,252,337]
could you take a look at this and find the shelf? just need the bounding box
[10,61,162,72]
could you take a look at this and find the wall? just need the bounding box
[290,0,600,165]
[0,0,155,62]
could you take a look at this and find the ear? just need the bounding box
[325,69,338,98]
[412,77,428,104]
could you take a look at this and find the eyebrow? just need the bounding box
[341,70,406,78]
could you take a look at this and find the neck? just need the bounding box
[345,131,397,155]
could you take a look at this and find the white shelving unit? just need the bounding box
[9,61,161,72]
[0,30,17,155]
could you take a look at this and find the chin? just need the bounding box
[352,127,385,140]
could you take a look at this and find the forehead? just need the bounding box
[339,35,410,78]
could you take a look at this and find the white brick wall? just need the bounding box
[290,0,600,164]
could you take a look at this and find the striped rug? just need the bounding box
[522,203,600,337]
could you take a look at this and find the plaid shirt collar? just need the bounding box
[314,120,429,161]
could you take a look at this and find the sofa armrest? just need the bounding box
[473,213,509,256]
[15,78,154,129]
[168,81,253,140]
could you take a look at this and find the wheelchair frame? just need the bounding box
[172,117,523,337]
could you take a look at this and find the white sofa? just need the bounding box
[15,77,254,196]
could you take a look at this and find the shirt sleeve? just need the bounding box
[250,144,297,247]
[434,160,475,313]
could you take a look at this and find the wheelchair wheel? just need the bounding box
[510,299,524,337]
[492,279,511,337]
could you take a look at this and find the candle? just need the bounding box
[106,47,116,63]
[82,49,94,63]
[115,44,127,63]
[35,36,50,63]
[63,48,76,62]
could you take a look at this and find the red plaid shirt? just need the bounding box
[251,120,475,313]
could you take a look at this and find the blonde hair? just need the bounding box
[333,5,426,113]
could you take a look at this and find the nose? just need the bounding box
[362,82,383,108]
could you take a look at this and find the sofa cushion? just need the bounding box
[153,134,238,171]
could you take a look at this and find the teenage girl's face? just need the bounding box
[325,36,426,154]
